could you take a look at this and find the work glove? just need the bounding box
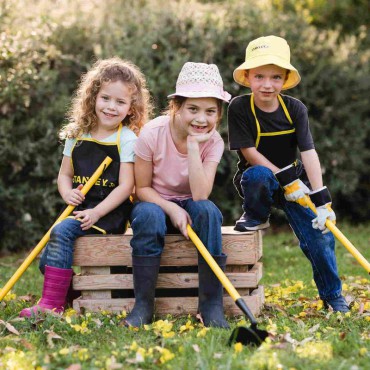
[310,186,336,234]
[275,162,310,205]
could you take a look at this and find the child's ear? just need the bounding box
[244,70,250,83]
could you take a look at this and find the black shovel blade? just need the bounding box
[228,325,269,347]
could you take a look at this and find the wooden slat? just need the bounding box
[72,286,264,316]
[73,263,262,290]
[73,228,261,266]
[80,267,111,299]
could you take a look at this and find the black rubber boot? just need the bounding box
[198,254,229,328]
[123,256,161,327]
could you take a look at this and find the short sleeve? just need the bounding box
[227,96,256,150]
[119,127,137,162]
[202,133,224,163]
[134,126,154,162]
[63,138,76,157]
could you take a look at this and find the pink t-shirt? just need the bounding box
[135,115,224,200]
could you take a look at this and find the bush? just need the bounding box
[0,0,368,252]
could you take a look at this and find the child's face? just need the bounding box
[175,97,219,137]
[95,81,132,134]
[245,64,287,106]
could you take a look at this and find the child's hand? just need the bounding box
[167,203,192,239]
[73,208,101,231]
[312,204,336,234]
[64,184,85,206]
[187,127,216,145]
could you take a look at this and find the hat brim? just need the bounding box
[233,55,301,90]
[167,91,231,103]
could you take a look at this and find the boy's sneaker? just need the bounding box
[324,296,350,313]
[234,213,270,232]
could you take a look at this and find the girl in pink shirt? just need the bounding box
[121,62,231,328]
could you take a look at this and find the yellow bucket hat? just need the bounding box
[233,35,301,90]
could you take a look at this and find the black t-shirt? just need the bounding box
[227,93,315,171]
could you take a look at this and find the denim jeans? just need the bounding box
[39,218,97,274]
[240,165,343,300]
[130,199,223,257]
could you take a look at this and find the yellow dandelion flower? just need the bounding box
[179,320,194,333]
[163,331,176,338]
[197,327,209,338]
[59,348,69,355]
[359,347,368,356]
[158,348,175,364]
[64,308,77,317]
[130,341,138,351]
[4,291,17,301]
[234,342,243,353]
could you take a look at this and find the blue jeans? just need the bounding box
[130,199,223,257]
[240,165,343,300]
[39,218,97,274]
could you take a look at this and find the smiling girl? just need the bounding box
[20,57,152,317]
[121,62,231,328]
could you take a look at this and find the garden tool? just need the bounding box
[299,195,370,274]
[0,156,113,301]
[187,225,269,346]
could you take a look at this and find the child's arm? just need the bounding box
[300,149,323,190]
[135,157,192,238]
[240,147,280,173]
[58,156,85,206]
[187,131,219,200]
[73,162,134,231]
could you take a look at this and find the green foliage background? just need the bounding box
[0,0,369,252]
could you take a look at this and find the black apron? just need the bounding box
[70,124,132,234]
[233,94,303,198]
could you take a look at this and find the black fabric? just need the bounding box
[198,254,229,328]
[123,256,161,327]
[227,93,315,173]
[310,187,332,207]
[71,139,132,234]
[275,164,298,186]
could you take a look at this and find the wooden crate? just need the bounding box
[72,226,264,316]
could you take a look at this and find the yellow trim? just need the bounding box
[277,94,293,124]
[65,216,107,234]
[250,93,294,149]
[260,129,295,136]
[116,123,122,154]
[250,94,261,148]
[91,225,107,234]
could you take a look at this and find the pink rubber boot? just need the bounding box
[19,266,73,317]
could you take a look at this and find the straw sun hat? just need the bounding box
[233,35,301,90]
[168,62,231,102]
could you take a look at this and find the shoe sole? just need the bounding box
[234,221,270,232]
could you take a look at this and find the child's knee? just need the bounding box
[242,165,274,183]
[131,202,166,231]
[192,200,222,223]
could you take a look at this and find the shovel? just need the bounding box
[299,195,370,274]
[0,156,113,301]
[187,224,269,346]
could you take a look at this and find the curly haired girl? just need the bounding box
[20,57,152,317]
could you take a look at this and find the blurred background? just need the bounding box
[0,0,369,253]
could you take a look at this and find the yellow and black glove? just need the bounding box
[275,162,310,206]
[309,186,336,234]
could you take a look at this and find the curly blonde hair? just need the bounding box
[60,57,153,139]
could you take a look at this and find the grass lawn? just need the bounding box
[1,223,369,369]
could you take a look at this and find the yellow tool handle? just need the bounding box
[0,156,113,301]
[187,224,241,301]
[303,195,370,274]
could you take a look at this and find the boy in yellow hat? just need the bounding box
[227,35,349,312]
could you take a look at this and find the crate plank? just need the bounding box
[73,286,264,316]
[73,228,261,267]
[73,263,262,290]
